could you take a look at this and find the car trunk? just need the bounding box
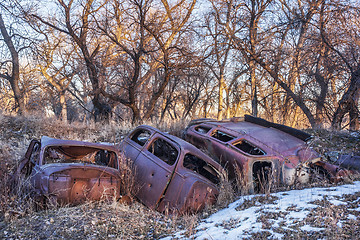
[48,167,121,204]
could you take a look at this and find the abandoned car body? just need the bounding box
[183,115,347,193]
[119,125,224,213]
[14,136,122,205]
[330,154,360,172]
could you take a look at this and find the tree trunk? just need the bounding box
[217,75,225,120]
[249,58,257,117]
[332,68,360,130]
[0,13,25,115]
[81,49,112,121]
[59,91,68,123]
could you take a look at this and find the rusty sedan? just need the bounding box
[14,136,122,205]
[183,115,348,193]
[119,125,224,213]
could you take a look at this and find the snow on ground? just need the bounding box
[164,181,360,239]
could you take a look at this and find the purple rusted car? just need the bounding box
[119,125,224,213]
[183,115,348,193]
[14,136,122,205]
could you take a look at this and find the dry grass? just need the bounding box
[307,129,360,155]
[0,113,359,239]
[0,113,192,239]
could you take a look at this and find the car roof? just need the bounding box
[193,119,309,154]
[133,125,224,168]
[40,136,118,152]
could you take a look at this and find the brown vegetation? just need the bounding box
[0,113,359,239]
[0,0,359,130]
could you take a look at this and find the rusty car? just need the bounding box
[118,125,225,213]
[183,115,349,193]
[14,136,122,206]
[328,153,360,171]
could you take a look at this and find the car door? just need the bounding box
[133,134,180,210]
[205,129,237,163]
[121,128,153,162]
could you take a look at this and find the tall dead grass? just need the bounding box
[1,112,359,239]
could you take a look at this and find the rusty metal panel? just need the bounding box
[14,136,122,206]
[133,145,176,210]
[183,117,350,192]
[333,154,360,171]
[119,125,224,213]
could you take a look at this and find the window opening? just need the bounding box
[44,146,118,169]
[253,161,272,193]
[30,142,41,164]
[183,154,220,184]
[148,138,178,165]
[23,142,40,177]
[211,130,235,142]
[195,126,211,134]
[233,140,266,155]
[131,129,151,146]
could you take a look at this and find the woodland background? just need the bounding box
[1,0,359,130]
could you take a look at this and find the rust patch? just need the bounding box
[183,115,352,192]
[119,125,225,213]
[13,136,123,206]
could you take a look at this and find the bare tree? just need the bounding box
[35,30,77,123]
[319,1,360,130]
[32,0,111,121]
[0,8,26,114]
[220,0,332,127]
[98,0,197,123]
[203,2,232,120]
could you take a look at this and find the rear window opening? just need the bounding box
[233,140,266,156]
[131,129,151,146]
[183,154,220,184]
[44,146,118,169]
[148,138,178,165]
[194,126,211,134]
[253,161,272,193]
[211,130,235,142]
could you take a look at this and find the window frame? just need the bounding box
[146,137,179,166]
[130,129,152,146]
[210,129,236,142]
[232,139,266,156]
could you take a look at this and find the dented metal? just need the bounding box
[183,115,348,192]
[331,154,360,171]
[14,136,122,205]
[14,117,352,213]
[119,125,225,213]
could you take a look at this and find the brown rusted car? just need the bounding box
[183,115,348,193]
[119,125,224,213]
[14,136,122,205]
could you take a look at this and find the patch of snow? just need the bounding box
[165,181,360,240]
[348,214,357,220]
[300,225,325,232]
[337,221,343,228]
[329,199,346,205]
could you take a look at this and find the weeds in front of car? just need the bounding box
[117,153,138,200]
[0,114,194,239]
[1,113,360,239]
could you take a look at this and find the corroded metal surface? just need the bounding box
[333,154,360,171]
[14,136,122,205]
[183,115,349,192]
[119,125,225,213]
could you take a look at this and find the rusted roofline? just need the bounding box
[40,136,117,151]
[244,115,312,142]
